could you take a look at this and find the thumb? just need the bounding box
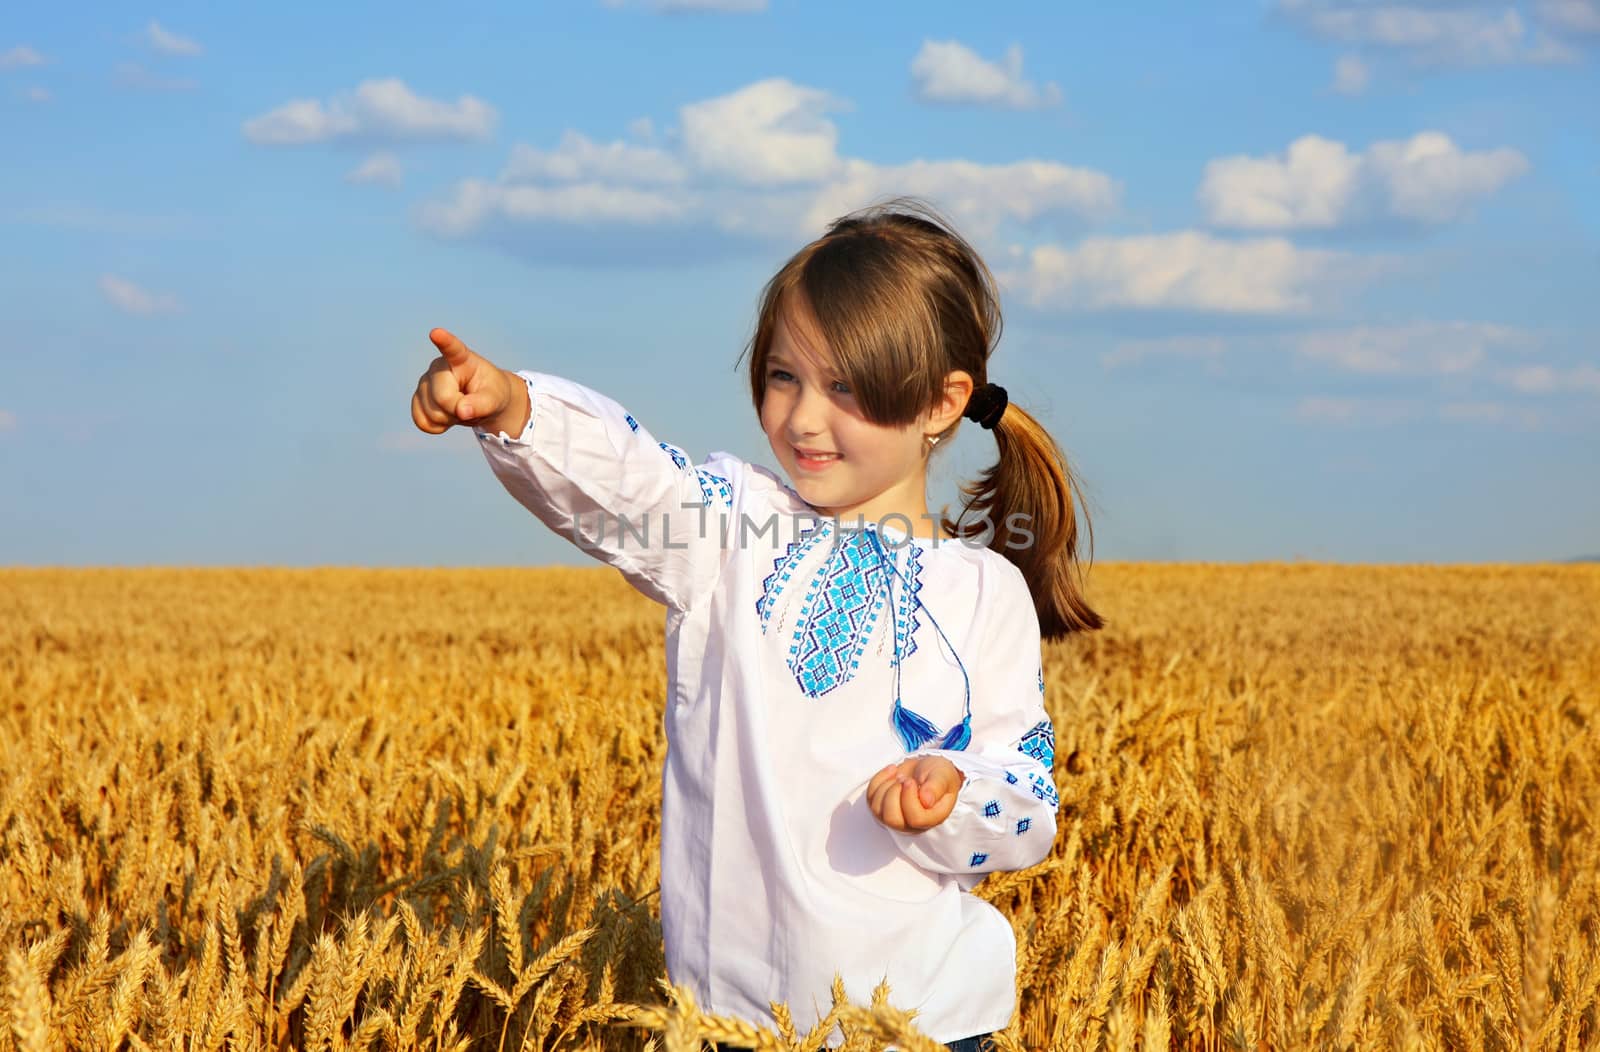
[457,370,510,422]
[919,767,953,809]
[430,327,473,367]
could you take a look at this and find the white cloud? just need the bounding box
[501,130,688,184]
[1276,1,1579,65]
[1366,132,1531,223]
[0,409,16,432]
[23,86,49,103]
[1538,0,1600,33]
[1101,320,1545,373]
[910,40,1062,109]
[797,157,1117,241]
[417,77,1119,254]
[346,152,403,188]
[0,45,46,69]
[243,78,497,145]
[1202,135,1361,230]
[1332,53,1370,94]
[1499,363,1600,394]
[423,149,1115,245]
[679,78,847,185]
[146,20,203,57]
[998,231,1350,314]
[114,62,198,92]
[416,180,693,236]
[627,116,657,142]
[1200,132,1528,230]
[1293,321,1536,375]
[99,274,181,315]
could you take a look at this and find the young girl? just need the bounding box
[410,198,1104,1051]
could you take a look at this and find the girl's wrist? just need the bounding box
[479,370,531,436]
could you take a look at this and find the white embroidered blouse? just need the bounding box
[473,369,1059,1046]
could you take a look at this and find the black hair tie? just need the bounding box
[964,383,1008,430]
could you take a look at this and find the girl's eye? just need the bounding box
[768,369,851,396]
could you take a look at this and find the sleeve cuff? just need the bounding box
[885,759,1009,870]
[883,748,1058,877]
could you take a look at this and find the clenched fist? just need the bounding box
[867,756,965,833]
[410,327,529,437]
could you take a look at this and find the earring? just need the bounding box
[926,434,942,447]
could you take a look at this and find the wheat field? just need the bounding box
[1,563,1596,1051]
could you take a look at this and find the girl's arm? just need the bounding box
[883,563,1060,886]
[473,368,741,614]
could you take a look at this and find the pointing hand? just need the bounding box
[410,327,522,435]
[867,755,964,833]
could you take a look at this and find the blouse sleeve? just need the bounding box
[473,369,740,613]
[885,561,1059,887]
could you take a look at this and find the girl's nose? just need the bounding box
[787,384,830,435]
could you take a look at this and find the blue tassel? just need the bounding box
[891,698,940,752]
[937,714,972,752]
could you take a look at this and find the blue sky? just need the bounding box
[2,0,1596,567]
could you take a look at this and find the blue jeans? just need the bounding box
[715,1037,993,1052]
[946,1035,997,1052]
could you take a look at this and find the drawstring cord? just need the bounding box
[861,525,973,752]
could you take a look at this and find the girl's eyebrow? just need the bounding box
[768,352,825,371]
[768,352,845,382]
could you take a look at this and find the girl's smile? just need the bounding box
[794,447,843,471]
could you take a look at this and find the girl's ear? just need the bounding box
[932,370,975,432]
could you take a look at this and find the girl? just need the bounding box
[410,197,1104,1051]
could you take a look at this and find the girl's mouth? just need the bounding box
[795,448,843,471]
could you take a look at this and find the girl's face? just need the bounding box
[760,294,940,532]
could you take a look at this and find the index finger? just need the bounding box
[867,763,899,800]
[429,327,472,366]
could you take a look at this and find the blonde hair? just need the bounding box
[738,196,1104,639]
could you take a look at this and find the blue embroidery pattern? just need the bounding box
[1018,720,1056,771]
[889,542,923,668]
[625,413,639,432]
[1026,771,1060,808]
[1037,663,1045,695]
[659,442,689,469]
[969,852,988,867]
[790,530,895,697]
[756,520,831,632]
[755,522,926,699]
[1016,817,1032,834]
[1005,771,1018,785]
[983,800,1001,818]
[654,441,732,511]
[694,468,733,511]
